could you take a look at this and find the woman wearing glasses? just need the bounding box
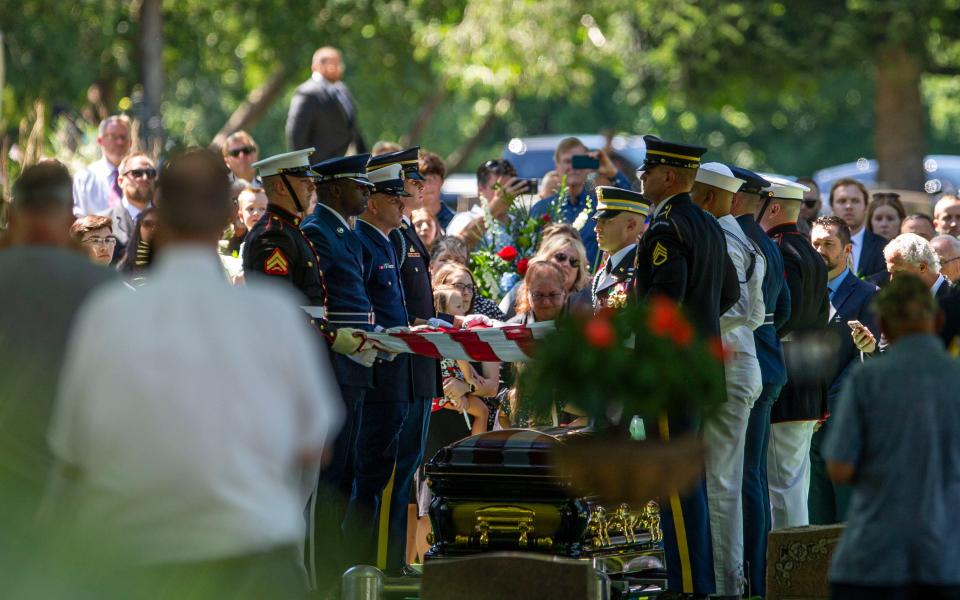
[70,215,118,267]
[500,234,593,318]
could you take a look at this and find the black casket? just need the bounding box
[424,428,666,588]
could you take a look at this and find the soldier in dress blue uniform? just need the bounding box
[346,162,416,569]
[591,186,649,311]
[369,147,445,574]
[299,153,377,592]
[729,167,791,597]
[630,135,740,598]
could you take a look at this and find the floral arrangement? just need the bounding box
[519,296,727,426]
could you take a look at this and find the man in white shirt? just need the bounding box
[72,115,132,216]
[691,162,766,598]
[99,152,157,247]
[828,178,887,278]
[48,149,342,596]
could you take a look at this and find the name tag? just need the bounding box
[407,250,421,258]
[379,263,396,270]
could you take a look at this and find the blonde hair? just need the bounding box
[434,288,464,316]
[534,234,590,292]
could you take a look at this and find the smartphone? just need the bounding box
[519,178,539,195]
[847,320,864,331]
[571,154,600,170]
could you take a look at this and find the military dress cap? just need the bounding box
[695,162,744,194]
[763,176,811,201]
[311,153,375,188]
[641,135,707,170]
[593,186,651,220]
[367,147,423,180]
[368,163,410,196]
[252,148,319,178]
[729,166,771,195]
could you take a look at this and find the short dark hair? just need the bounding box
[813,215,852,246]
[904,212,935,227]
[11,160,73,212]
[69,215,113,240]
[157,148,232,235]
[419,150,446,180]
[476,158,516,188]
[829,177,869,207]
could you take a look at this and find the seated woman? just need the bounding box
[117,206,157,282]
[500,233,592,319]
[431,260,505,321]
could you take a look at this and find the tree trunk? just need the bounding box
[874,43,925,190]
[400,81,447,147]
[210,67,289,151]
[446,91,515,173]
[137,0,164,149]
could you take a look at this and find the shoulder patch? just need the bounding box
[264,247,290,275]
[652,241,669,266]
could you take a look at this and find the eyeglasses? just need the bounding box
[443,282,475,294]
[943,256,960,266]
[530,291,565,302]
[552,252,580,268]
[123,168,157,180]
[227,146,257,157]
[803,200,818,208]
[82,235,118,247]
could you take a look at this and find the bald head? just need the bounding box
[312,46,343,82]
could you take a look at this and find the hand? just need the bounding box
[351,347,378,367]
[457,314,497,329]
[851,324,877,353]
[331,327,364,355]
[443,378,470,402]
[591,149,618,180]
[489,177,526,218]
[427,317,455,328]
[229,272,245,286]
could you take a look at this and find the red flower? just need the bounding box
[584,315,616,348]
[541,214,552,223]
[516,257,530,276]
[708,336,729,362]
[497,245,519,261]
[648,295,694,347]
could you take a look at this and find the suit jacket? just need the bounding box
[301,203,374,389]
[939,287,960,353]
[632,192,737,338]
[825,271,879,412]
[285,76,367,164]
[355,220,412,403]
[857,228,888,279]
[768,222,830,422]
[99,204,137,248]
[391,219,441,399]
[592,244,638,310]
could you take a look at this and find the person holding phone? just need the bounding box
[529,137,633,270]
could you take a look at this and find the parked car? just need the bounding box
[813,155,960,199]
[502,134,647,180]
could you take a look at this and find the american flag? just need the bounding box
[361,321,555,363]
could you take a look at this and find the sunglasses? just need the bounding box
[803,200,818,208]
[481,159,516,176]
[553,252,580,268]
[123,168,157,180]
[227,146,257,157]
[141,219,158,229]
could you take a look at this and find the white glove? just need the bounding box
[427,317,455,328]
[330,328,364,355]
[346,347,378,367]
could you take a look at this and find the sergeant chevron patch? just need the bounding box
[652,241,669,266]
[264,248,289,275]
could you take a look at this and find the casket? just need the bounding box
[424,428,666,582]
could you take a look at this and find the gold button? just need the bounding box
[307,261,313,267]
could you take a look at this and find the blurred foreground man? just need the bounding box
[825,275,960,600]
[48,149,343,599]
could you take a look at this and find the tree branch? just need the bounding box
[211,66,289,150]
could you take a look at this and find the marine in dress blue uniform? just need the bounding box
[369,148,445,573]
[299,153,377,591]
[590,186,649,311]
[345,162,416,569]
[730,167,792,597]
[629,136,732,597]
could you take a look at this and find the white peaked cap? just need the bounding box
[695,162,744,194]
[252,148,316,178]
[763,175,811,200]
[367,163,404,185]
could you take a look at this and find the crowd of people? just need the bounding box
[3,43,960,600]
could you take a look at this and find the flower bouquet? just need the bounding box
[469,199,552,300]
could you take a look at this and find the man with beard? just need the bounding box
[100,152,157,249]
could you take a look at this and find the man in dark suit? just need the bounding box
[347,162,414,570]
[286,46,367,164]
[730,167,791,598]
[758,178,830,530]
[828,178,887,279]
[808,216,879,525]
[631,135,739,597]
[591,186,649,311]
[300,153,377,592]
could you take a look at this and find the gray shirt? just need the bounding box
[824,333,960,585]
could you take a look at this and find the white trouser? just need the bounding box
[767,420,816,529]
[703,353,762,596]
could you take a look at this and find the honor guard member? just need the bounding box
[371,147,445,574]
[591,186,649,311]
[729,166,791,597]
[756,177,829,530]
[630,135,737,597]
[691,163,766,598]
[346,162,415,569]
[299,153,377,592]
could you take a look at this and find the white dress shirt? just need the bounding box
[932,273,948,296]
[48,246,343,564]
[718,215,766,356]
[849,226,866,275]
[72,156,119,216]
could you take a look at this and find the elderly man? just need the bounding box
[934,195,960,238]
[222,130,260,183]
[885,233,949,297]
[72,115,133,216]
[286,46,367,164]
[828,178,887,279]
[691,162,765,598]
[825,275,960,600]
[99,152,156,247]
[932,235,960,285]
[901,213,937,240]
